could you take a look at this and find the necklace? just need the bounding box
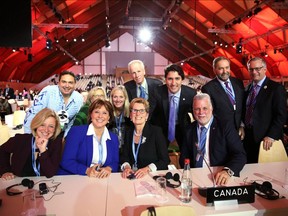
[134,131,142,137]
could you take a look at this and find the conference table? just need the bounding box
[0,162,287,216]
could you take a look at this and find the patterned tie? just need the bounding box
[196,126,208,167]
[168,95,176,142]
[224,81,235,106]
[245,84,258,126]
[139,85,146,99]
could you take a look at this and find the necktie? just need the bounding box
[224,81,235,106]
[196,126,208,167]
[168,95,176,142]
[139,86,146,99]
[245,84,258,126]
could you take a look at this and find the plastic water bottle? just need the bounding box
[179,158,192,203]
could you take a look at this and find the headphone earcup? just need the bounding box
[21,178,34,189]
[261,181,272,193]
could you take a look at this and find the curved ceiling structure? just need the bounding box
[0,0,287,83]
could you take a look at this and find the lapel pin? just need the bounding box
[264,85,267,89]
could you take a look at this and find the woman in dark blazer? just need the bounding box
[58,99,119,178]
[121,98,170,179]
[0,108,63,179]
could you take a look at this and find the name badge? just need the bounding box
[206,185,255,205]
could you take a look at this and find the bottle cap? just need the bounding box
[184,158,190,164]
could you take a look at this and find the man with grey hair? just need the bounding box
[202,56,245,139]
[124,60,162,103]
[180,93,246,186]
[243,57,286,163]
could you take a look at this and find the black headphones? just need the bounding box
[153,172,181,188]
[252,181,280,200]
[6,178,35,196]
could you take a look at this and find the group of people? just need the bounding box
[0,57,286,187]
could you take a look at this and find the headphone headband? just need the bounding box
[6,178,34,196]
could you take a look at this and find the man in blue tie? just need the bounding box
[150,64,197,149]
[180,93,246,186]
[202,56,245,140]
[124,60,162,103]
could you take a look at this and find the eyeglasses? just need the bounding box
[130,109,146,114]
[248,66,264,72]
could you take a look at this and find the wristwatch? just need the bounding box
[222,168,234,177]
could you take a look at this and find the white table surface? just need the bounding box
[0,162,287,216]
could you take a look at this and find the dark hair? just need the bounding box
[88,99,114,124]
[247,57,267,69]
[59,71,76,83]
[164,64,185,80]
[213,56,230,69]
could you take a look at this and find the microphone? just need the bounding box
[195,143,216,197]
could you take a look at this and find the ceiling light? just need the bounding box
[46,39,52,50]
[138,27,152,43]
[105,37,111,48]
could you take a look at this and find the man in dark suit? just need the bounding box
[150,64,197,149]
[202,56,245,139]
[4,84,14,99]
[243,57,287,163]
[124,60,162,103]
[180,93,246,186]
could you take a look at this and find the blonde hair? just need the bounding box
[109,85,130,118]
[87,87,107,104]
[31,108,61,140]
[129,97,149,113]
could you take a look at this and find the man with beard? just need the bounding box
[24,71,83,137]
[202,56,245,140]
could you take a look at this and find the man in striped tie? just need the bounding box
[202,56,245,140]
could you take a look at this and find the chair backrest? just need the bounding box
[140,206,195,216]
[0,124,10,146]
[258,140,288,163]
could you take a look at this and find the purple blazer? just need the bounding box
[0,133,63,178]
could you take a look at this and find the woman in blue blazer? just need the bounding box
[58,99,119,178]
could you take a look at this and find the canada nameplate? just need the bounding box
[206,185,255,205]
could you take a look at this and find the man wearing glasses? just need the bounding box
[243,57,286,163]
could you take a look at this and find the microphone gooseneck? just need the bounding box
[195,143,216,197]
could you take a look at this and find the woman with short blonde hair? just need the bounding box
[0,108,63,179]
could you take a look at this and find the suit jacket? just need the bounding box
[243,77,287,143]
[124,77,162,103]
[202,77,244,130]
[0,133,63,178]
[150,84,197,145]
[58,125,119,175]
[4,87,14,99]
[180,117,247,176]
[121,123,170,170]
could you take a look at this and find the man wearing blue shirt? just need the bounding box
[24,71,83,137]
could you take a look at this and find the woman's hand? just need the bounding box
[35,136,49,153]
[121,166,134,179]
[95,166,112,178]
[86,165,111,178]
[134,166,150,179]
[1,172,15,180]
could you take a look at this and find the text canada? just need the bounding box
[214,188,248,197]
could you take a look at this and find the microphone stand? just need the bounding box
[196,143,216,197]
